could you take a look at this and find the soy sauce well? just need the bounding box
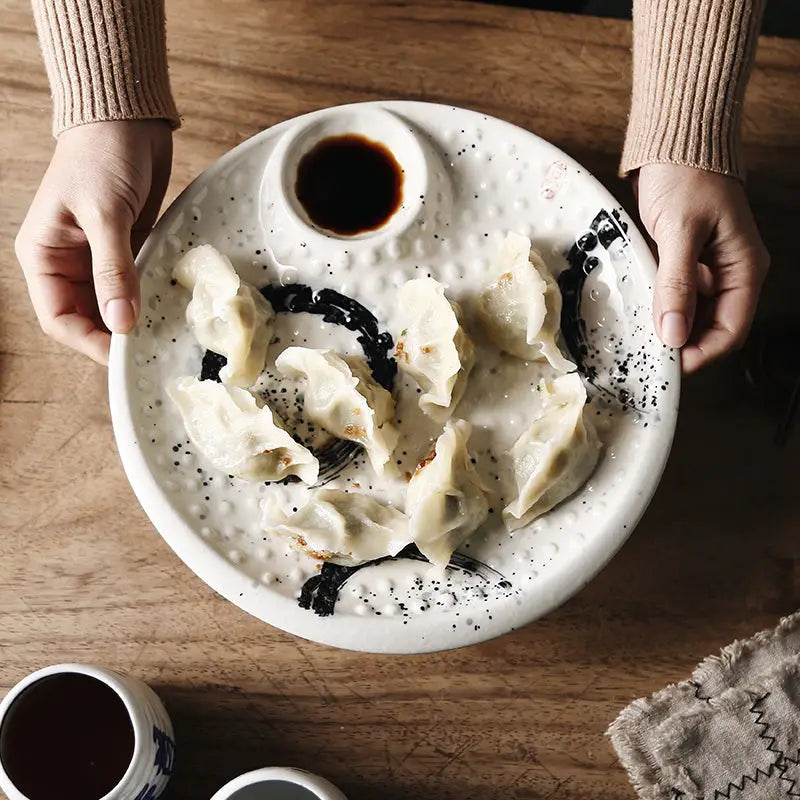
[295,134,403,236]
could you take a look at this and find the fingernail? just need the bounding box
[105,299,135,333]
[660,311,688,348]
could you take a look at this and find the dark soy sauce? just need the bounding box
[0,673,134,800]
[295,134,403,235]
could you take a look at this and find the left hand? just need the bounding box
[635,163,770,373]
[15,120,173,365]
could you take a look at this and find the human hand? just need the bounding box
[16,120,173,364]
[635,163,770,373]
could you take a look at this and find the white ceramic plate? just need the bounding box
[109,101,679,654]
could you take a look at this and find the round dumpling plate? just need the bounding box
[109,101,679,653]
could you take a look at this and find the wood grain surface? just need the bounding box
[1,2,799,798]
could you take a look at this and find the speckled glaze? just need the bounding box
[108,102,679,654]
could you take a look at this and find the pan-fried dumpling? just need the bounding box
[173,244,274,387]
[261,490,411,566]
[478,232,573,373]
[504,372,600,531]
[406,419,490,570]
[167,376,318,484]
[391,278,475,422]
[275,348,399,475]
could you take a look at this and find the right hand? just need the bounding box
[16,119,173,364]
[634,163,770,372]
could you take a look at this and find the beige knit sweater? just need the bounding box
[32,0,765,179]
[622,0,765,178]
[31,0,180,133]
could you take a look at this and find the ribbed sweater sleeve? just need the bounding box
[31,0,180,136]
[621,0,765,180]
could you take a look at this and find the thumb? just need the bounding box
[82,208,140,334]
[652,222,705,349]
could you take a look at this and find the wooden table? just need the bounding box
[2,2,799,798]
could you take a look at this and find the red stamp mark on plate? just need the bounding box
[541,161,568,200]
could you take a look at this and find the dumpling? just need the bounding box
[478,232,574,372]
[261,490,411,566]
[503,372,600,531]
[391,278,475,422]
[342,356,395,425]
[275,347,399,475]
[405,419,490,569]
[173,244,274,387]
[167,376,318,484]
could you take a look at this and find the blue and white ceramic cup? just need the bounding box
[0,664,175,800]
[211,767,348,800]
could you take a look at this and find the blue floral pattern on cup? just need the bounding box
[133,785,158,800]
[152,726,175,777]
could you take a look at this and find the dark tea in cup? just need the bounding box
[0,672,134,799]
[0,664,174,800]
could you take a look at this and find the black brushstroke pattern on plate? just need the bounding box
[299,544,513,617]
[200,284,396,482]
[558,208,646,412]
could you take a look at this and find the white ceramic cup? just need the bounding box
[210,767,349,800]
[0,664,175,800]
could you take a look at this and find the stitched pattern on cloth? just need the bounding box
[608,613,800,800]
[780,749,800,797]
[659,692,783,798]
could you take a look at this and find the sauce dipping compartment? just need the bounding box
[261,105,438,255]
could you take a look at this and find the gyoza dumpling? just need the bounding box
[392,278,475,422]
[275,348,399,475]
[478,232,573,372]
[342,356,395,425]
[173,244,274,387]
[504,372,600,531]
[406,419,490,570]
[261,490,411,566]
[167,376,318,484]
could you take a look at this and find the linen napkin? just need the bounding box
[608,612,800,799]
